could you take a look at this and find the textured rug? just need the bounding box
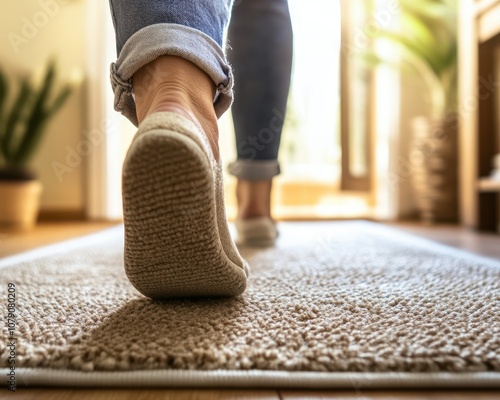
[0,221,499,389]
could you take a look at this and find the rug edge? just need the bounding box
[2,222,499,269]
[359,221,500,268]
[4,369,500,389]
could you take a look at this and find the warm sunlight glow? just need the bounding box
[220,0,367,220]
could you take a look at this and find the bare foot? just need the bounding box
[133,56,220,160]
[236,179,273,220]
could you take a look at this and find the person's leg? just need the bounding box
[109,0,235,126]
[109,0,248,298]
[134,56,220,160]
[226,0,293,244]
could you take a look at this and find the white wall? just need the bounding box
[1,0,86,212]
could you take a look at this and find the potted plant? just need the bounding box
[365,0,458,222]
[0,61,71,231]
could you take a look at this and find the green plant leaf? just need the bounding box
[14,85,72,164]
[363,0,457,114]
[0,68,8,164]
[0,68,8,124]
[2,78,33,163]
[12,61,72,165]
[47,85,71,118]
[400,14,445,76]
[376,31,437,78]
[12,61,56,164]
[12,121,47,165]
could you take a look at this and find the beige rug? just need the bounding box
[1,221,499,389]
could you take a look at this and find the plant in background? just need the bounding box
[362,0,459,223]
[365,0,457,118]
[0,61,72,180]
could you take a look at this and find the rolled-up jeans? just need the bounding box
[109,0,292,181]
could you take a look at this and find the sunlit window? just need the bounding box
[221,0,371,219]
[104,0,373,221]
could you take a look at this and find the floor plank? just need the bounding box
[388,222,500,260]
[0,222,119,258]
[6,389,280,400]
[280,390,500,399]
[9,389,500,400]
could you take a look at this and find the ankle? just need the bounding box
[238,209,272,220]
[236,180,273,220]
[135,83,191,122]
[133,56,219,160]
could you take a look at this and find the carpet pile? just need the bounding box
[0,222,499,388]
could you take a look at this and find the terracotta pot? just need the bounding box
[0,180,42,231]
[410,114,458,223]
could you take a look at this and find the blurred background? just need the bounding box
[0,0,499,240]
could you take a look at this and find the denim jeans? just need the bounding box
[109,0,292,180]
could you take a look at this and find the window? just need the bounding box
[221,0,373,219]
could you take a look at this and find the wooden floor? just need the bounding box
[0,221,119,259]
[11,389,500,399]
[1,221,499,399]
[387,221,500,261]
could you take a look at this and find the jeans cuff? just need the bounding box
[227,160,281,181]
[110,23,234,127]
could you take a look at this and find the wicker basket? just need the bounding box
[410,115,458,223]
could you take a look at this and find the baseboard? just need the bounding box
[38,209,87,222]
